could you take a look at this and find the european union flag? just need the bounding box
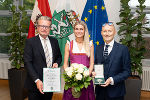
[81,0,108,50]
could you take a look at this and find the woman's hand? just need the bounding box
[92,71,96,77]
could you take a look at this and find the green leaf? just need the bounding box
[84,82,89,88]
[79,84,84,89]
[64,85,69,90]
[138,14,146,22]
[125,34,132,41]
[86,77,92,81]
[76,87,81,92]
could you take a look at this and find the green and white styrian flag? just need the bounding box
[50,10,73,39]
[50,9,79,66]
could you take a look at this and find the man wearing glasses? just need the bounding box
[94,22,131,100]
[24,16,62,100]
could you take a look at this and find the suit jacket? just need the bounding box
[24,35,62,91]
[95,41,131,98]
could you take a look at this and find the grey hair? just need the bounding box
[35,15,51,28]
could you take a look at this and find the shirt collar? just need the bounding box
[39,35,49,40]
[105,39,114,47]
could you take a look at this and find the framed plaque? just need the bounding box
[43,68,61,92]
[94,64,105,85]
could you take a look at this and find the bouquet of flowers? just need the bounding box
[63,63,92,98]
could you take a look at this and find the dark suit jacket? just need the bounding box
[24,35,62,91]
[95,41,131,98]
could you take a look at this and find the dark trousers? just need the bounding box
[95,86,124,100]
[28,90,53,100]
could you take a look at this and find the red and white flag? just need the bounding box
[27,0,52,38]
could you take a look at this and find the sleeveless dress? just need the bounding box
[63,40,95,100]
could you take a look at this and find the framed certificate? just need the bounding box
[43,68,61,92]
[94,64,105,85]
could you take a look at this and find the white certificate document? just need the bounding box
[43,68,61,92]
[94,64,105,84]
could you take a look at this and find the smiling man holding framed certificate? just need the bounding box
[24,15,62,100]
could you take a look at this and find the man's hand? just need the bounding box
[101,78,111,87]
[52,63,58,68]
[36,80,44,94]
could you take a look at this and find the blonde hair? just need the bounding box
[74,21,90,57]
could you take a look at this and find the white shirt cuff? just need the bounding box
[110,77,114,85]
[35,79,40,83]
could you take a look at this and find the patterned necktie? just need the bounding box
[104,45,109,59]
[44,39,51,68]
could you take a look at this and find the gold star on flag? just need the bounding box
[84,17,88,22]
[96,41,100,45]
[89,34,91,38]
[88,10,92,14]
[101,6,105,11]
[94,5,97,9]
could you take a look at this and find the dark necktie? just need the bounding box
[104,45,109,59]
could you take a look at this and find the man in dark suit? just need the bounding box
[94,22,131,100]
[24,16,62,100]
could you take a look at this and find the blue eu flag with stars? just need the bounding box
[81,0,108,50]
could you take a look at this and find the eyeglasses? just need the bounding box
[37,25,50,29]
[102,22,113,27]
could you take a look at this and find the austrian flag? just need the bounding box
[28,0,52,38]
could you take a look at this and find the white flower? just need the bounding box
[69,66,73,72]
[71,63,78,67]
[65,67,70,72]
[79,64,85,69]
[67,70,73,77]
[76,73,82,80]
[78,67,84,73]
[83,70,89,77]
[65,67,73,77]
[71,63,78,70]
